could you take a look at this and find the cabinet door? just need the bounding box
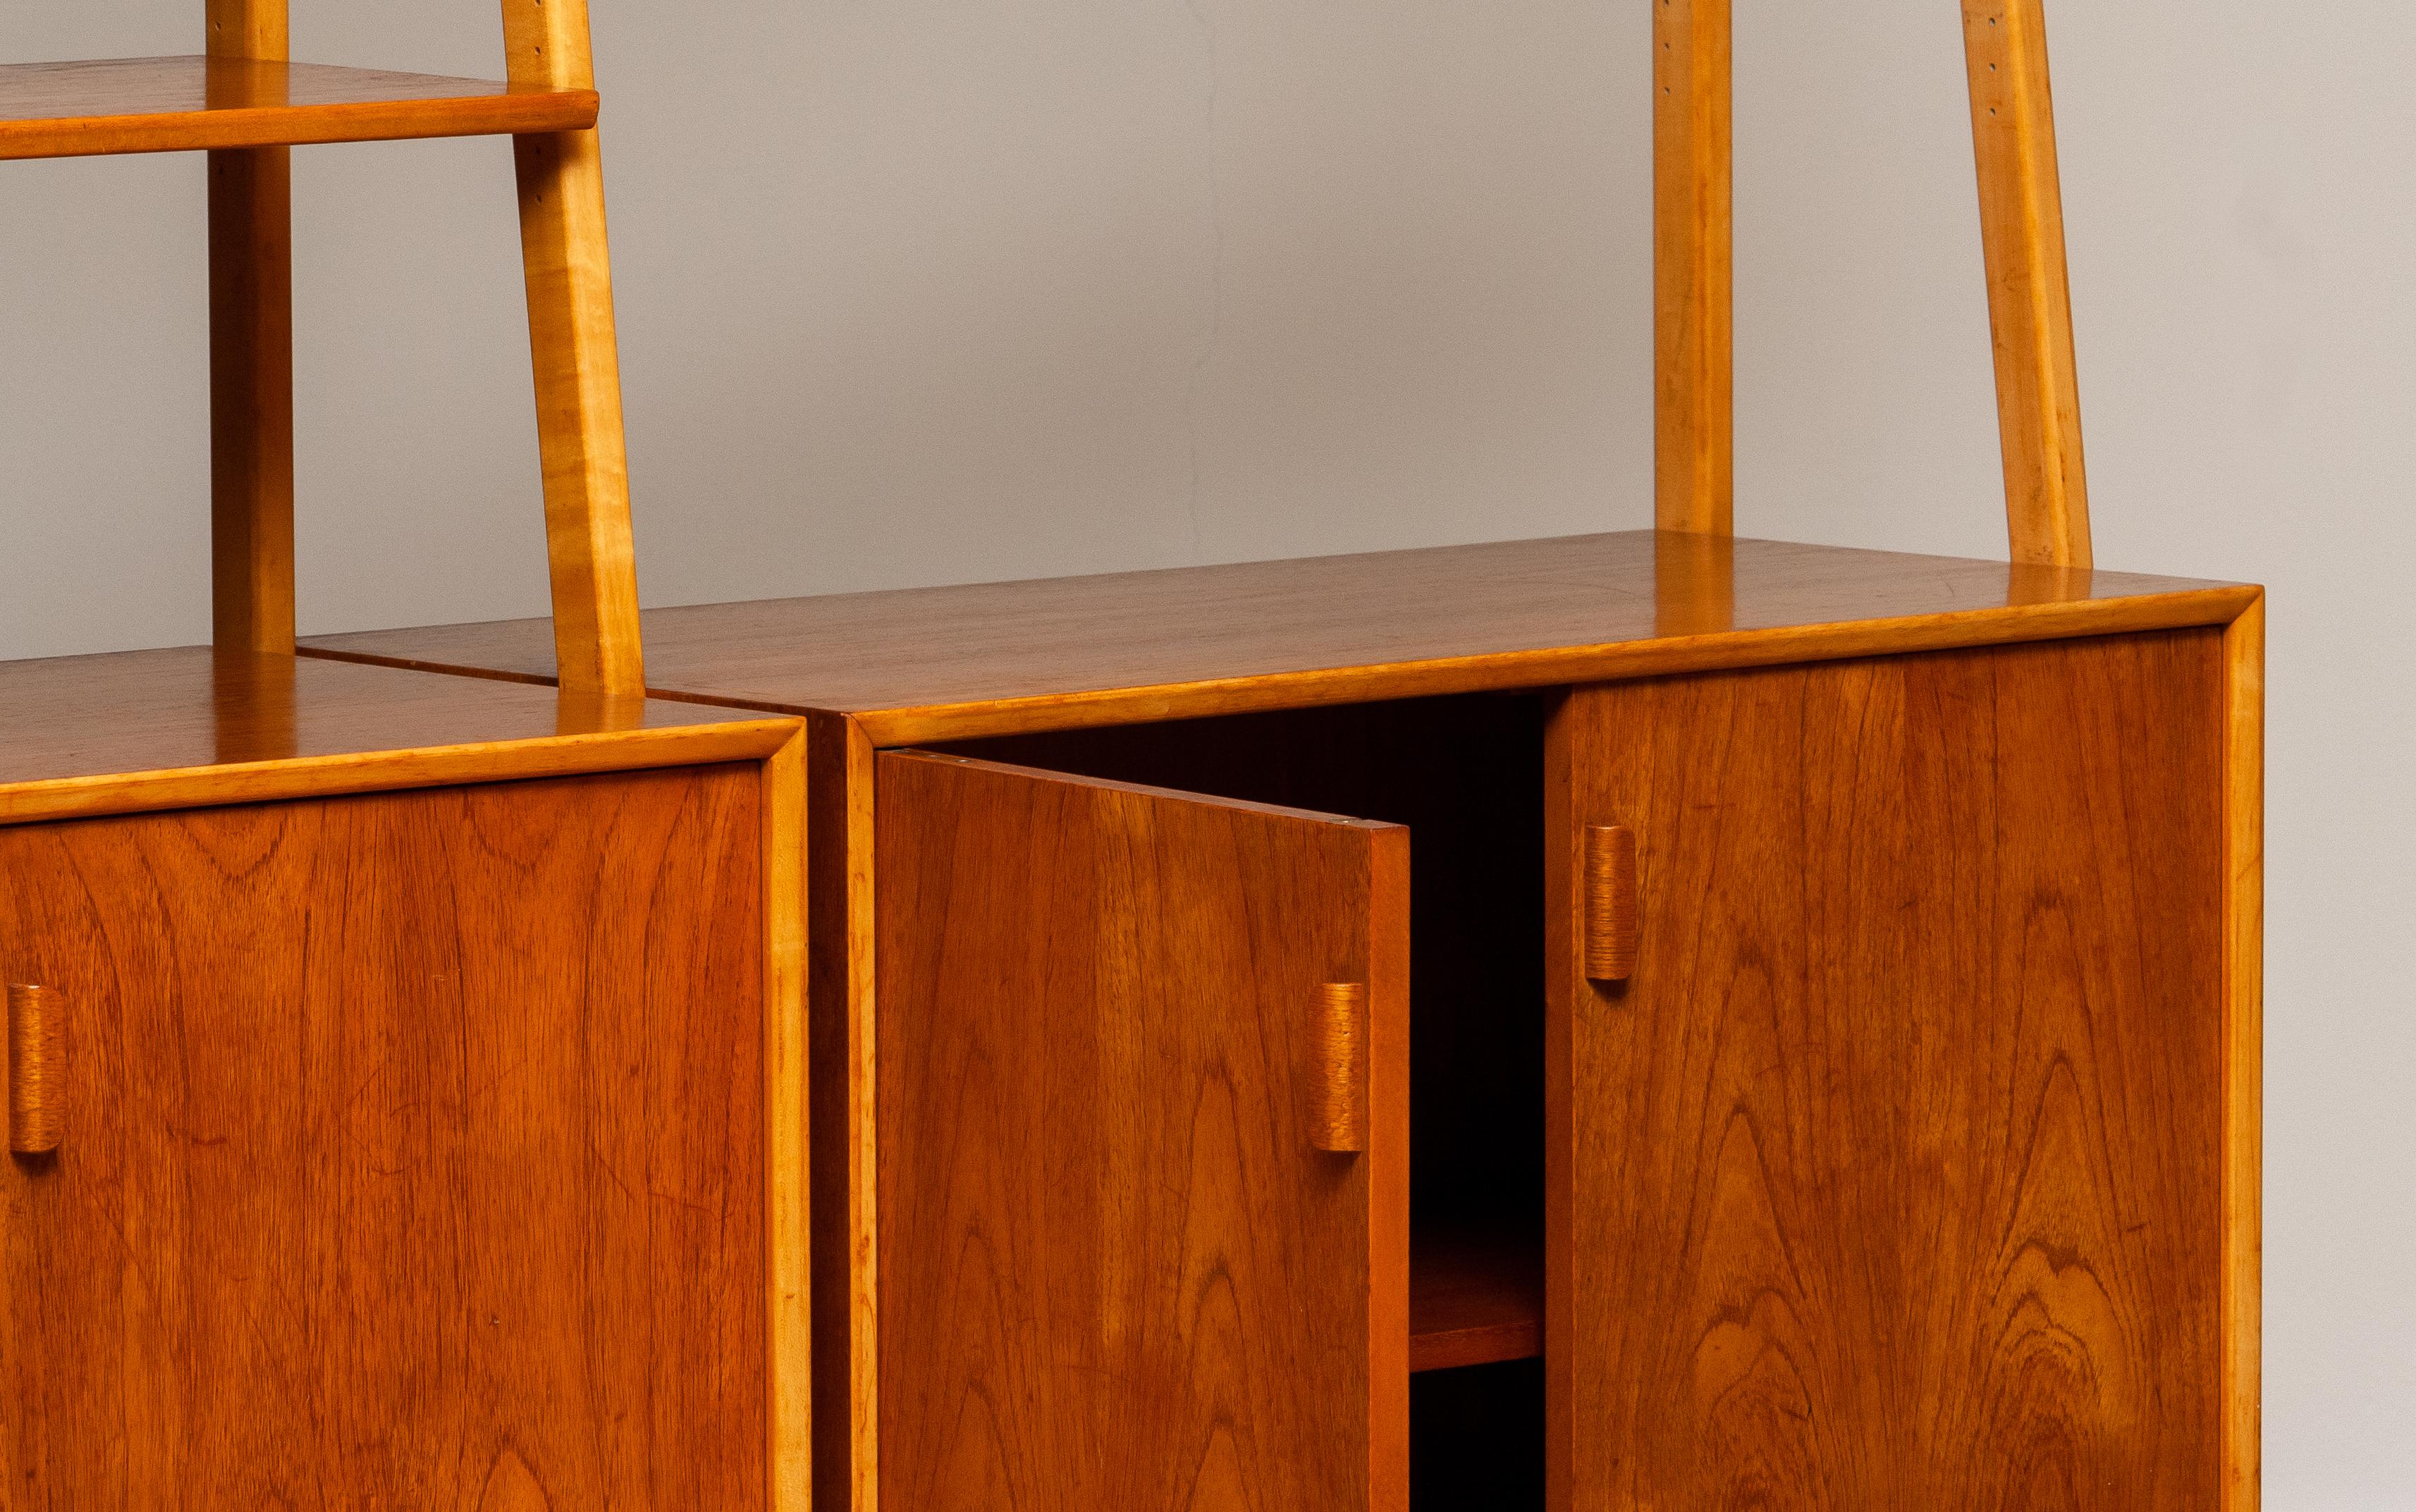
[876,750,1409,1512]
[0,766,766,1508]
[1546,633,2227,1510]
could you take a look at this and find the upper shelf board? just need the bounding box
[0,56,596,160]
[299,531,2262,746]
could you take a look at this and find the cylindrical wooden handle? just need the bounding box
[1310,982,1367,1154]
[8,983,65,1155]
[1583,825,1640,982]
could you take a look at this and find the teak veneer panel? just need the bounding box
[1546,629,2231,1510]
[301,531,2255,744]
[0,766,766,1506]
[0,56,595,159]
[0,648,794,826]
[875,751,1409,1511]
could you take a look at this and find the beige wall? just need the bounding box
[4,3,2410,1500]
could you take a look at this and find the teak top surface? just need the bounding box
[303,532,2257,745]
[0,648,788,825]
[0,56,596,159]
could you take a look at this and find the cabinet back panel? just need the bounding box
[1549,630,2226,1510]
[0,766,766,1508]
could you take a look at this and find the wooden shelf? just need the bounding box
[0,56,596,160]
[300,533,2256,746]
[1411,1228,1542,1373]
[0,648,791,828]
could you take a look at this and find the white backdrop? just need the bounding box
[4,4,2409,1501]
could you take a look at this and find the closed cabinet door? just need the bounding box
[876,750,1409,1512]
[0,766,768,1508]
[1545,634,2230,1510]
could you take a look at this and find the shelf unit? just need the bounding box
[0,0,2262,1505]
[0,56,594,158]
[5,0,644,694]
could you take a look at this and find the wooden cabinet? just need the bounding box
[305,530,2265,1511]
[1546,632,2232,1508]
[0,650,808,1511]
[14,0,2242,1499]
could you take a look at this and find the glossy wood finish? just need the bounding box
[0,766,767,1505]
[875,750,1409,1511]
[0,648,794,827]
[205,0,284,59]
[505,0,646,697]
[0,56,595,159]
[1963,0,2092,568]
[761,732,815,1512]
[6,984,64,1155]
[1409,1229,1543,1373]
[1581,823,1638,982]
[301,532,2255,744]
[1313,981,1372,1153]
[2223,597,2266,1511]
[207,1,295,655]
[1545,630,2228,1510]
[1654,0,1732,536]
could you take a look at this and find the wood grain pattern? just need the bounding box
[762,730,814,1512]
[1655,0,1732,536]
[299,532,2255,744]
[1654,529,1735,638]
[503,0,646,697]
[940,694,1551,1308]
[807,713,882,1512]
[1546,631,2228,1509]
[206,0,286,59]
[876,750,1409,1511]
[1410,1229,1543,1373]
[0,57,595,159]
[1313,981,1371,1153]
[207,3,295,656]
[6,984,64,1155]
[2222,595,2265,1511]
[0,766,768,1506]
[0,648,793,828]
[1581,823,1637,982]
[1963,0,2092,568]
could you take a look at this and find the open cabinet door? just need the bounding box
[1545,634,2229,1510]
[876,749,1410,1512]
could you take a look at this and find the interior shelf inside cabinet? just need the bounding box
[0,56,596,160]
[1411,1227,1543,1372]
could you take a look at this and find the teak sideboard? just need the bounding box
[0,651,809,1506]
[307,529,2267,1511]
[6,0,2262,1503]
